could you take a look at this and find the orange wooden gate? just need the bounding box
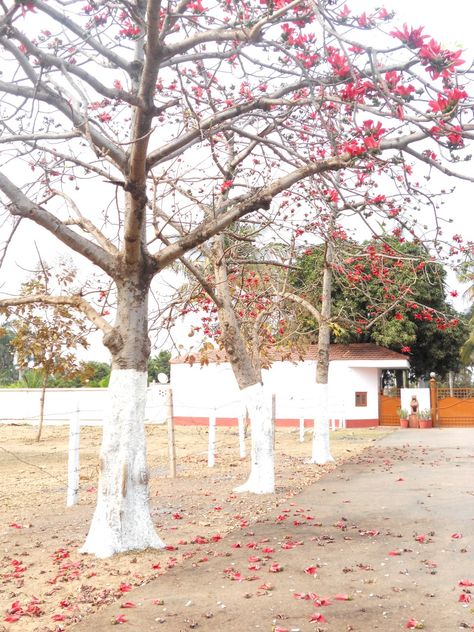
[432,386,474,427]
[379,390,401,426]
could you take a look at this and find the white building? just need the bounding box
[170,343,409,428]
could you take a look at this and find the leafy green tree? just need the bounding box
[49,361,111,387]
[83,361,111,387]
[293,239,466,380]
[0,326,18,386]
[148,351,171,383]
[6,272,90,440]
[457,257,474,366]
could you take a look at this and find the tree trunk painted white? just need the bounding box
[311,235,335,465]
[80,370,164,558]
[234,383,275,494]
[67,405,81,507]
[211,235,275,494]
[310,382,335,464]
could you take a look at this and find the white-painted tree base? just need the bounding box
[234,383,275,494]
[80,370,165,558]
[309,382,335,465]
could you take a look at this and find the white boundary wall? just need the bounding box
[400,387,431,413]
[0,384,168,426]
[171,358,409,422]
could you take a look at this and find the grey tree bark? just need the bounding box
[211,235,275,494]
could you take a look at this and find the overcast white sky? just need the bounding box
[1,0,473,361]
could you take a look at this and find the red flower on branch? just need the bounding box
[220,180,233,193]
[419,39,464,79]
[18,0,37,17]
[119,20,141,39]
[327,48,351,77]
[390,24,427,49]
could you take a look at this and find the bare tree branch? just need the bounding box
[0,293,113,335]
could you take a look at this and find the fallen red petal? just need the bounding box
[304,565,318,575]
[459,593,472,603]
[309,612,327,623]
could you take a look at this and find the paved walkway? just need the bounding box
[72,429,474,631]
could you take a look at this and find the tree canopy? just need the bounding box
[1,0,474,554]
[0,325,18,385]
[148,351,171,382]
[292,238,467,379]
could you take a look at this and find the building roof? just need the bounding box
[171,343,408,365]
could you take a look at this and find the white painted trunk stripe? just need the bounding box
[80,369,164,558]
[311,382,335,465]
[234,383,275,494]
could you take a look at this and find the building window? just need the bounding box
[355,392,367,407]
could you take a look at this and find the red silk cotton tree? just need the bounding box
[0,1,473,555]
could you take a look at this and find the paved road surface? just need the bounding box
[71,429,474,631]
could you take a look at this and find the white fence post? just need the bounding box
[272,393,276,448]
[166,387,176,478]
[299,417,305,442]
[237,408,246,458]
[208,410,216,467]
[67,404,80,507]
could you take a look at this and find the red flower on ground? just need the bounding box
[309,612,327,623]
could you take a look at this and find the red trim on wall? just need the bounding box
[275,418,313,427]
[173,416,379,428]
[173,416,209,426]
[216,417,239,427]
[345,419,379,428]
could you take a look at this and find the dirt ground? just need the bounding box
[0,423,390,631]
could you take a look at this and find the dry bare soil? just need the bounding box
[0,423,390,631]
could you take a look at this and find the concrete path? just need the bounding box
[72,429,474,631]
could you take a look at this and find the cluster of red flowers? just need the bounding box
[419,39,464,79]
[326,47,351,78]
[340,119,385,156]
[119,20,141,39]
[430,123,464,148]
[429,88,468,114]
